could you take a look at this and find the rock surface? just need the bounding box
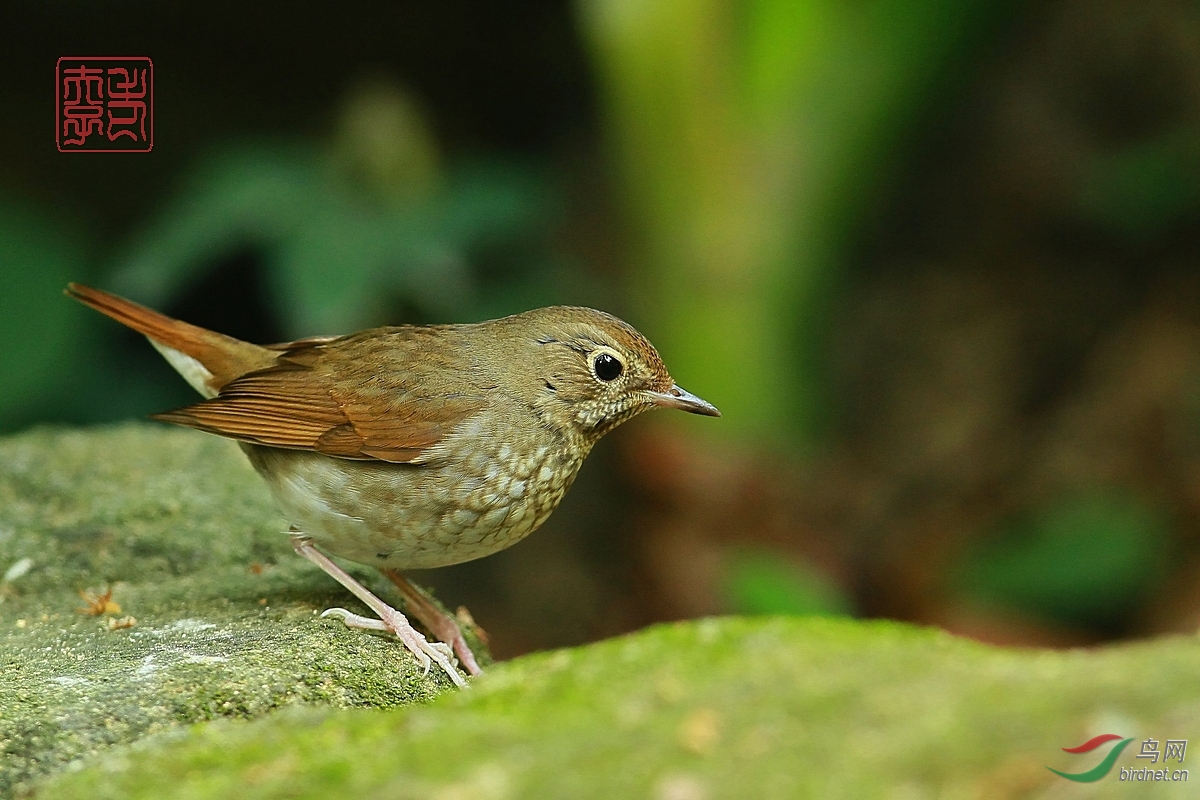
[37,616,1200,799]
[0,424,467,797]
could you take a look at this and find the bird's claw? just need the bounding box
[424,641,457,668]
[416,636,462,685]
[319,606,466,687]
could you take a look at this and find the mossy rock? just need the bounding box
[4,426,1199,799]
[0,424,470,797]
[35,616,1200,799]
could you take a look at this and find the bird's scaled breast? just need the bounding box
[242,428,588,570]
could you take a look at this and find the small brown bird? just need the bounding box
[67,284,718,686]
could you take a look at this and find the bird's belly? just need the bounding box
[243,443,583,570]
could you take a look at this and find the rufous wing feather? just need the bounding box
[150,358,484,464]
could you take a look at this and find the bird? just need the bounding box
[65,283,719,686]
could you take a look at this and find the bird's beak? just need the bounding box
[645,385,721,417]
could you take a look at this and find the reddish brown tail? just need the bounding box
[65,283,275,393]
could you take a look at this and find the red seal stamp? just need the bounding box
[57,57,153,152]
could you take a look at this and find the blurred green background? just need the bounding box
[3,0,1200,657]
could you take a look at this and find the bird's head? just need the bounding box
[509,306,719,442]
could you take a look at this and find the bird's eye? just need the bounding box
[593,352,623,382]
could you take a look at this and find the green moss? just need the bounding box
[34,616,1200,799]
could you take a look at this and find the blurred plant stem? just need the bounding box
[581,0,1009,445]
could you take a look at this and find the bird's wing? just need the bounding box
[150,332,486,464]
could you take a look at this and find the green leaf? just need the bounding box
[954,490,1175,629]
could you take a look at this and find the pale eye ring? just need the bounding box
[592,351,624,382]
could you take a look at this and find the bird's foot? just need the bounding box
[320,606,464,687]
[288,531,467,688]
[381,569,484,677]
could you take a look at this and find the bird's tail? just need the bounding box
[65,283,275,397]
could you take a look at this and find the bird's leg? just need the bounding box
[381,568,483,677]
[288,530,467,687]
